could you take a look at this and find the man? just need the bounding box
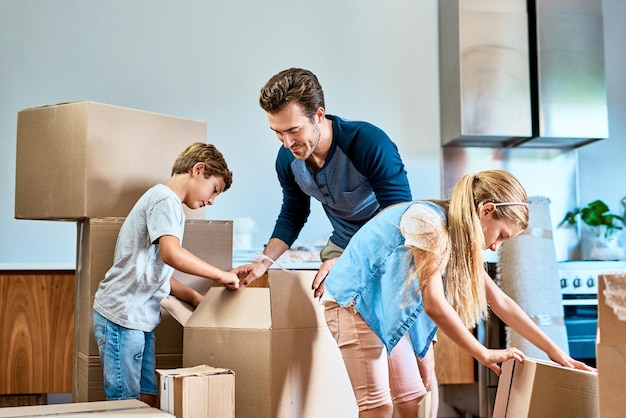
[233,67,438,417]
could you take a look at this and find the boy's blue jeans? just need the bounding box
[92,310,158,400]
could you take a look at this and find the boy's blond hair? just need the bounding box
[171,142,233,191]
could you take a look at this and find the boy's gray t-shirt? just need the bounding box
[93,184,185,332]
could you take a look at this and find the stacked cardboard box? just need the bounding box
[15,101,207,220]
[14,102,234,405]
[161,270,358,418]
[74,218,233,402]
[597,273,626,418]
[492,358,597,418]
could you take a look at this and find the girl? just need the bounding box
[318,169,594,418]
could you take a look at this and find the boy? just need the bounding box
[92,142,239,406]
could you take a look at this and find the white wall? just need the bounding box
[578,0,626,219]
[2,0,625,266]
[0,0,441,265]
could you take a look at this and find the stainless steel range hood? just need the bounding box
[439,0,608,148]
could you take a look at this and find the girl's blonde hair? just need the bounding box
[410,169,528,328]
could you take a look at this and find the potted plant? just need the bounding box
[559,199,625,260]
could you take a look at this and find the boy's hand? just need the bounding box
[219,271,240,290]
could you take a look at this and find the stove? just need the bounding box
[445,261,626,417]
[558,260,626,303]
[558,260,626,366]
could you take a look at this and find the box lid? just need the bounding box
[163,270,323,330]
[598,273,626,345]
[156,364,233,378]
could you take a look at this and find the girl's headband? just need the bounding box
[493,202,528,207]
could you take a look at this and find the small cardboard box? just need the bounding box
[597,273,626,418]
[492,358,597,418]
[73,218,233,402]
[0,399,173,417]
[15,101,206,220]
[157,365,235,418]
[161,270,357,418]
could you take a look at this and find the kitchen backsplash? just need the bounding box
[442,146,579,261]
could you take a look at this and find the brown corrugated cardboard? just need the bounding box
[157,365,235,418]
[75,218,233,355]
[161,270,358,418]
[15,101,206,220]
[0,399,174,417]
[492,358,597,418]
[598,273,626,345]
[597,273,626,418]
[75,352,182,403]
[73,218,233,402]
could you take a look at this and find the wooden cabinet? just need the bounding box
[0,271,74,395]
[434,329,475,384]
[0,268,474,396]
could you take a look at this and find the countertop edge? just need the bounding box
[0,263,76,271]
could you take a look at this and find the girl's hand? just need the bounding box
[548,351,597,373]
[478,347,526,376]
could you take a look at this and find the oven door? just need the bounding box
[563,301,597,367]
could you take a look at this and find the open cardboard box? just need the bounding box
[161,270,357,418]
[597,273,626,418]
[493,358,597,418]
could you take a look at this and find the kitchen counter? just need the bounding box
[0,262,75,271]
[233,248,322,270]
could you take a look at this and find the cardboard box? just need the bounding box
[157,365,235,418]
[15,101,206,220]
[73,218,233,402]
[0,399,173,417]
[493,358,597,418]
[161,270,357,418]
[597,273,626,418]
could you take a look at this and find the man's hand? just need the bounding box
[233,261,269,287]
[312,257,339,298]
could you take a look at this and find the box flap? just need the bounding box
[173,220,233,294]
[268,270,325,329]
[157,364,233,378]
[186,287,272,329]
[160,296,195,326]
[492,357,515,417]
[599,273,626,345]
